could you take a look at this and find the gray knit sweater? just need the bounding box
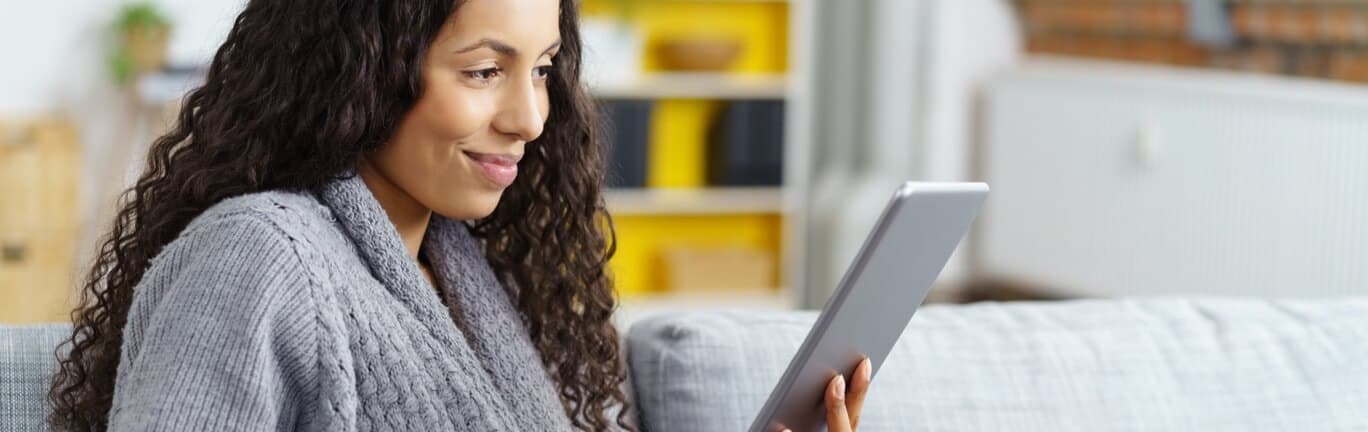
[108,173,575,431]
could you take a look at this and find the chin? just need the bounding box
[432,193,503,221]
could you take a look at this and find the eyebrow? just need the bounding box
[453,38,563,57]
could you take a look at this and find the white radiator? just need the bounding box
[979,57,1368,298]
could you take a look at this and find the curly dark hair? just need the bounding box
[48,0,634,430]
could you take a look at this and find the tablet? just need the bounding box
[749,182,989,432]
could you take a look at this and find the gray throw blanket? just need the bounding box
[109,173,574,430]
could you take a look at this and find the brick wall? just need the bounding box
[1014,0,1368,82]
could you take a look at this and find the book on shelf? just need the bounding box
[706,100,785,187]
[601,100,652,188]
[600,99,786,192]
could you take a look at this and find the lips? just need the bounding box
[463,151,522,167]
[464,150,521,187]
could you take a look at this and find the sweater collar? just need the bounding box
[314,171,455,329]
[314,171,573,430]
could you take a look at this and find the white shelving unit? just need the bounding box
[613,290,793,329]
[605,187,784,215]
[590,72,788,100]
[661,0,790,3]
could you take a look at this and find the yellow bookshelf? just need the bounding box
[584,0,791,301]
[607,213,782,296]
[582,0,789,74]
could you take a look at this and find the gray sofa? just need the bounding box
[6,298,1368,431]
[1,323,66,432]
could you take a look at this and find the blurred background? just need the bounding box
[2,0,1366,325]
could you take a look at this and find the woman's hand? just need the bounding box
[769,357,873,432]
[822,357,872,431]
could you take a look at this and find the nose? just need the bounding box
[492,75,546,143]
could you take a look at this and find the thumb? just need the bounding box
[825,374,853,432]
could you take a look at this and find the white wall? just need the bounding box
[1,0,242,113]
[1,0,244,265]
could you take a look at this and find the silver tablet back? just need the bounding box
[750,182,989,432]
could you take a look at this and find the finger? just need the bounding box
[846,357,872,429]
[825,374,853,432]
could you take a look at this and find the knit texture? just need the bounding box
[108,173,574,431]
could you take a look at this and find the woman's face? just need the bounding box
[366,0,561,220]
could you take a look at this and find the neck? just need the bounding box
[358,160,432,262]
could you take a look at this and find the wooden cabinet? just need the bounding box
[0,119,79,323]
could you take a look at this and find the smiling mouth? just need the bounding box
[464,150,520,187]
[462,151,522,166]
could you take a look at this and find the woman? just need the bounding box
[49,0,871,430]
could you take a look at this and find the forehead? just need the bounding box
[440,0,561,48]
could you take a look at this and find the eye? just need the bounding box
[464,67,502,81]
[533,65,554,81]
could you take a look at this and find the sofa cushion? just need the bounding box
[626,298,1368,431]
[1,324,68,432]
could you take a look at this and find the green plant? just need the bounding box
[109,2,170,84]
[115,3,169,30]
[109,52,135,85]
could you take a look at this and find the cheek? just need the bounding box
[414,73,491,139]
[538,90,550,124]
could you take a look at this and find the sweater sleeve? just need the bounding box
[109,213,324,431]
